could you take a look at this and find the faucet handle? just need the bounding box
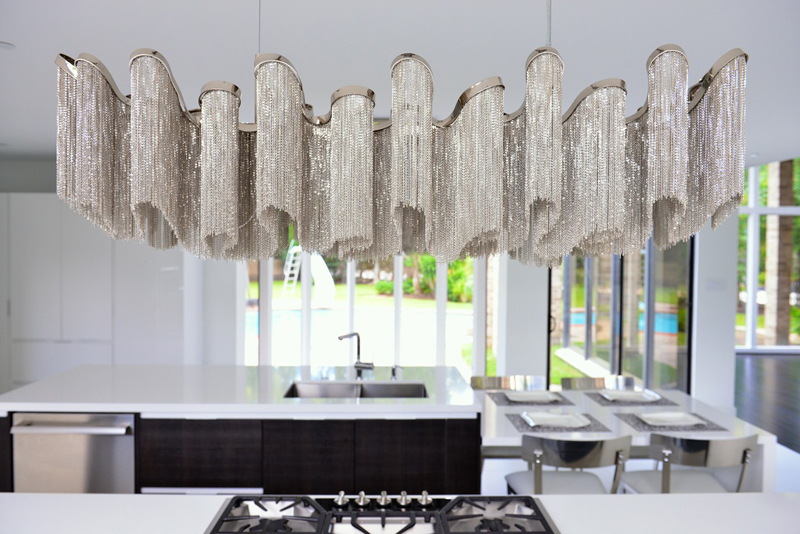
[392,365,403,380]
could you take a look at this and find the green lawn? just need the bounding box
[549,350,586,385]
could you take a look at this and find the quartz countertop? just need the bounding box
[0,493,798,534]
[0,365,479,418]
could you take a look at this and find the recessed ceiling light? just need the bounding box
[0,41,16,51]
[749,152,759,158]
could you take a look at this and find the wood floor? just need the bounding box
[735,354,800,453]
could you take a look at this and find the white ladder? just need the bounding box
[282,241,302,298]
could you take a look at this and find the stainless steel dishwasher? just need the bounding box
[11,413,135,493]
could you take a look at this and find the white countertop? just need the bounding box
[0,493,798,533]
[0,365,479,418]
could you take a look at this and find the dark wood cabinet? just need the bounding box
[262,420,355,494]
[136,418,262,490]
[354,418,480,494]
[0,415,11,492]
[136,415,480,494]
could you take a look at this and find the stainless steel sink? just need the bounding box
[284,380,428,399]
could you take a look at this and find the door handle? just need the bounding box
[11,424,131,436]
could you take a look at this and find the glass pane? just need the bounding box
[651,241,690,389]
[588,256,613,369]
[549,261,586,386]
[736,214,748,345]
[398,253,437,366]
[309,255,348,367]
[244,260,259,366]
[568,256,586,354]
[486,255,500,375]
[354,257,395,367]
[446,257,474,376]
[757,215,800,346]
[272,240,302,365]
[763,159,800,207]
[621,249,645,384]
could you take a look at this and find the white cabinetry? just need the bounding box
[7,194,113,386]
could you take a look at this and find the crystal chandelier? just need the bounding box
[55,45,747,266]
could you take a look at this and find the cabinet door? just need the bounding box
[60,204,112,340]
[262,420,355,494]
[9,194,61,340]
[137,419,262,490]
[355,420,447,494]
[0,415,11,492]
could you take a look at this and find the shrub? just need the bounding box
[375,280,393,295]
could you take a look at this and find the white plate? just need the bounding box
[520,411,591,429]
[599,389,661,402]
[504,391,560,403]
[637,412,705,427]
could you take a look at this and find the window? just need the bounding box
[550,239,693,391]
[738,159,800,351]
[246,250,487,375]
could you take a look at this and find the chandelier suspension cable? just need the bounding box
[546,0,552,47]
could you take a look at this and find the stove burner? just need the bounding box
[209,495,556,534]
[474,519,510,532]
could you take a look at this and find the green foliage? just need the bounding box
[375,280,393,295]
[447,259,473,303]
[791,307,800,336]
[403,278,414,294]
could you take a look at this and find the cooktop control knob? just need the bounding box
[377,491,391,507]
[417,490,432,506]
[334,491,349,507]
[397,491,411,507]
[356,491,370,507]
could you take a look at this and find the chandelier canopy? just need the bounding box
[54,45,747,266]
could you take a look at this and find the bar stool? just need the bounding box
[621,433,758,493]
[506,434,632,495]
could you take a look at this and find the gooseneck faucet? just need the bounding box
[338,332,373,379]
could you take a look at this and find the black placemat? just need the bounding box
[488,391,574,406]
[615,412,728,432]
[585,392,678,407]
[506,413,610,433]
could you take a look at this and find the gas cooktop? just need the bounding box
[206,494,558,534]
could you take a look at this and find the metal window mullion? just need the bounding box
[259,259,273,366]
[744,166,761,349]
[347,260,356,360]
[436,262,447,366]
[300,251,312,366]
[562,256,571,349]
[584,257,593,360]
[643,238,656,388]
[472,257,488,376]
[394,255,403,366]
[610,255,622,375]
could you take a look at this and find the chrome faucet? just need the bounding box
[338,332,373,379]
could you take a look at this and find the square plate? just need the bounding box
[504,391,560,403]
[520,411,591,428]
[637,412,705,427]
[599,389,661,402]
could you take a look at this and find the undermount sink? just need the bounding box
[284,380,428,399]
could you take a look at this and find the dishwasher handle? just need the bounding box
[11,423,132,436]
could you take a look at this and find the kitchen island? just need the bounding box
[0,365,481,495]
[0,492,798,533]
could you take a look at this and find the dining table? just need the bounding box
[479,387,778,492]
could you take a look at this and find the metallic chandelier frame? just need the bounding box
[55,45,747,266]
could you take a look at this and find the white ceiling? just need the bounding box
[1,0,798,166]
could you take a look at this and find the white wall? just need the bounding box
[0,195,10,393]
[201,259,243,366]
[496,256,550,378]
[691,215,739,411]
